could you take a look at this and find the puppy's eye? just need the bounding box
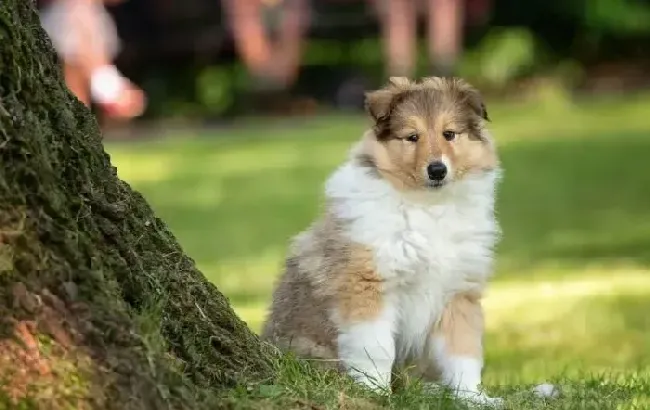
[405,134,419,142]
[442,130,456,141]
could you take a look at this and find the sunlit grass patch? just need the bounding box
[484,268,650,384]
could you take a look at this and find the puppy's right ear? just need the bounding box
[364,76,412,123]
[364,88,395,123]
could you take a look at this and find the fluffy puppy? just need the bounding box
[261,76,503,406]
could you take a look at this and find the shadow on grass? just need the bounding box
[496,131,650,275]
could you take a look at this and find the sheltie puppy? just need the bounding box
[262,76,503,406]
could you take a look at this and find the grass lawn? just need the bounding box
[107,92,650,409]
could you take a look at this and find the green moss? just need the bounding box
[0,394,39,410]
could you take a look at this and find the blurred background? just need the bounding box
[38,0,650,389]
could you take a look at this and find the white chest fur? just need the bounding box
[326,162,501,360]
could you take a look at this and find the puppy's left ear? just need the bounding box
[467,87,490,121]
[456,79,489,122]
[477,100,490,122]
[466,88,489,122]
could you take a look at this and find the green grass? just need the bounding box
[107,92,650,409]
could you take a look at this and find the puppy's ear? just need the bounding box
[456,78,489,121]
[475,99,490,122]
[364,88,395,123]
[364,76,413,122]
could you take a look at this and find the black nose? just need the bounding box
[427,161,447,181]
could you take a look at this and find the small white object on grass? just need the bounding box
[532,383,559,399]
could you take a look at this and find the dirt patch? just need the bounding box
[0,318,99,409]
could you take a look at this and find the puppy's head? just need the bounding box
[357,76,498,191]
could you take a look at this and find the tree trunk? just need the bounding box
[0,1,274,409]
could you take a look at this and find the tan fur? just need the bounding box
[335,243,384,323]
[437,292,484,357]
[360,76,498,191]
[261,212,384,370]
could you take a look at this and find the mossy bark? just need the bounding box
[0,1,274,408]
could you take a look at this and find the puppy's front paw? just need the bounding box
[456,390,504,408]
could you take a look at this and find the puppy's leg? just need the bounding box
[338,305,396,392]
[335,246,396,392]
[430,293,503,406]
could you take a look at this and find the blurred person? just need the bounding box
[371,0,492,77]
[39,0,146,119]
[222,0,310,89]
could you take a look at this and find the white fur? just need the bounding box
[326,144,502,404]
[432,336,482,392]
[338,305,396,392]
[432,337,503,406]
